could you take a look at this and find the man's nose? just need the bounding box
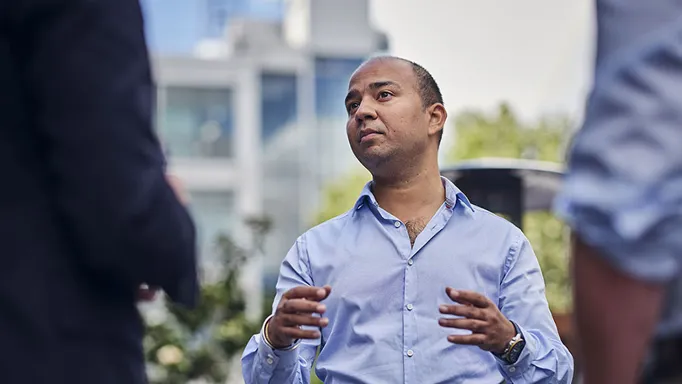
[355,100,377,121]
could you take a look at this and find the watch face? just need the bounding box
[507,339,526,364]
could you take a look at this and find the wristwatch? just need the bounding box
[493,321,526,364]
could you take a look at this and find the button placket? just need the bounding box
[403,248,418,379]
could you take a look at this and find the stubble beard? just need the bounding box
[357,145,401,177]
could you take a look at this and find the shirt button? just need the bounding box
[407,259,414,266]
[509,367,516,373]
[394,221,401,228]
[266,357,274,365]
[357,204,363,210]
[406,304,414,311]
[406,350,414,357]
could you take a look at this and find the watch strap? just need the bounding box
[494,321,524,363]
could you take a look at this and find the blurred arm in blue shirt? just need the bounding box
[554,1,682,382]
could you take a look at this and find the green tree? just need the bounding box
[143,217,272,384]
[314,170,372,225]
[447,103,573,313]
[448,103,570,163]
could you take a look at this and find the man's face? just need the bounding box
[344,58,432,171]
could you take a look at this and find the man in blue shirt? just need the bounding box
[554,0,682,383]
[242,56,574,383]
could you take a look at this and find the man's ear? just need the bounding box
[427,103,447,137]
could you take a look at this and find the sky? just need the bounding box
[140,0,284,54]
[369,0,595,126]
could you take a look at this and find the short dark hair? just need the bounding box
[367,56,445,143]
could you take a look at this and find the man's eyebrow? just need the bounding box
[344,89,360,105]
[345,81,401,104]
[368,81,400,90]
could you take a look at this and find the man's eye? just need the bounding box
[348,102,359,110]
[378,91,392,99]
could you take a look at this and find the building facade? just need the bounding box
[147,0,388,319]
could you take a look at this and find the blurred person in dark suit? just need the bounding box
[0,0,199,383]
[555,0,682,383]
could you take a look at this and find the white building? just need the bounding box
[149,0,388,319]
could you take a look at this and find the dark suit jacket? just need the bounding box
[0,0,199,382]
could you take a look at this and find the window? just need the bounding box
[159,87,234,159]
[187,191,236,267]
[205,0,234,37]
[314,57,364,118]
[260,72,298,142]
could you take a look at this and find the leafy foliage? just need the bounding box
[143,217,272,384]
[448,102,571,163]
[313,169,372,225]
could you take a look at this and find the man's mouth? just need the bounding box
[359,130,381,143]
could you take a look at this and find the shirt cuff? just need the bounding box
[495,322,536,381]
[257,315,301,372]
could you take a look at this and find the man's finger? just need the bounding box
[283,286,331,301]
[279,313,330,328]
[279,326,322,340]
[137,285,159,302]
[280,299,327,315]
[166,174,190,205]
[439,304,485,320]
[438,318,487,333]
[446,287,490,308]
[447,333,487,346]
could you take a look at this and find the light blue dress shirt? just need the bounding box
[243,177,574,383]
[554,0,682,337]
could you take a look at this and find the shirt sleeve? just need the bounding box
[553,13,682,284]
[496,230,575,383]
[241,235,320,384]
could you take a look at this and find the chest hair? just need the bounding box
[405,218,428,246]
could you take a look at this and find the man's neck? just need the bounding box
[371,164,445,221]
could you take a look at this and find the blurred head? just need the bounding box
[345,56,446,176]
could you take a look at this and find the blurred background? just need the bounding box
[136,0,595,382]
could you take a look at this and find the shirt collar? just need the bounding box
[353,176,474,213]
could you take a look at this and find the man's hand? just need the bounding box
[267,285,332,349]
[439,287,516,354]
[166,174,190,205]
[137,284,159,302]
